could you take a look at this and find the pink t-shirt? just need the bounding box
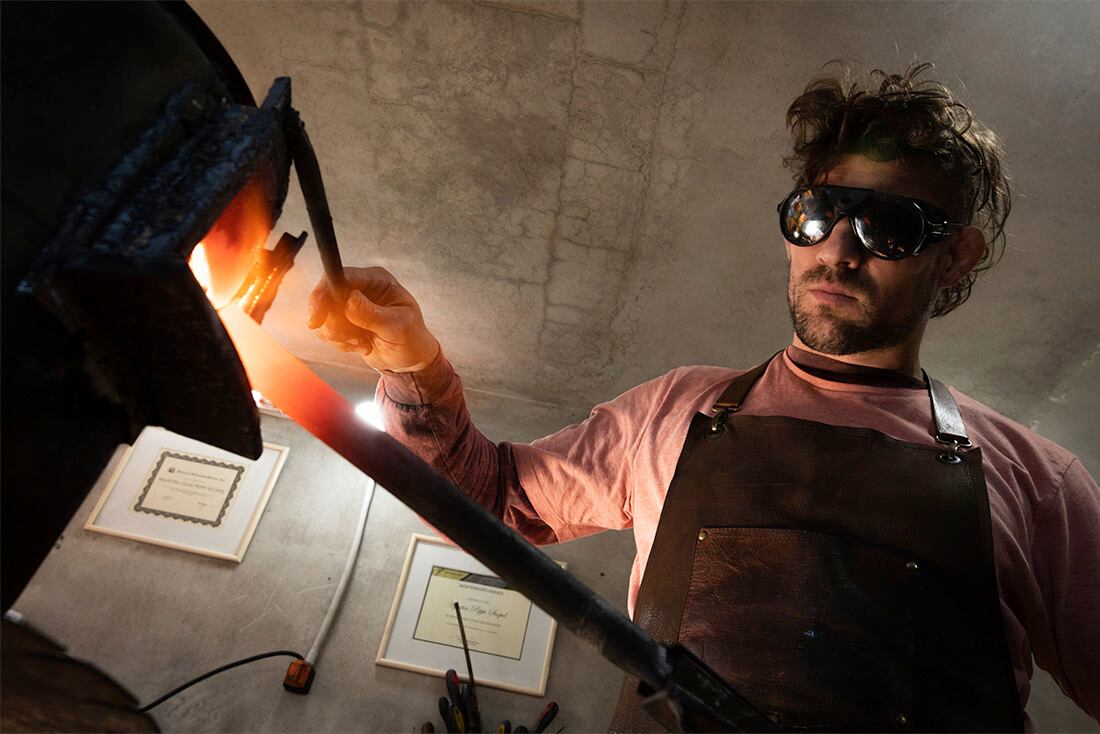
[378,349,1099,721]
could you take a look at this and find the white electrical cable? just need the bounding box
[305,477,375,666]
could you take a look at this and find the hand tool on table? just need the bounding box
[439,696,457,733]
[533,701,559,733]
[445,669,468,728]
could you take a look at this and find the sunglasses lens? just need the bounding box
[851,196,924,259]
[781,189,836,245]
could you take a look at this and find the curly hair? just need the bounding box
[784,61,1011,317]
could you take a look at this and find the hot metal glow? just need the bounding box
[189,242,213,293]
[216,304,379,462]
[190,176,272,307]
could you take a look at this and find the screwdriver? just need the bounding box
[445,669,468,726]
[534,702,559,733]
[439,697,456,734]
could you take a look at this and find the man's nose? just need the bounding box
[816,216,864,269]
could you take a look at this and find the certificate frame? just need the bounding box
[84,426,288,562]
[376,534,563,696]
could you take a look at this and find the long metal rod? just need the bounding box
[219,307,673,692]
[285,109,347,297]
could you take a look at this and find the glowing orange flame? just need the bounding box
[188,176,272,308]
[189,242,212,293]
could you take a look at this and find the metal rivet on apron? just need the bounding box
[906,560,919,572]
[896,713,909,726]
[697,529,708,541]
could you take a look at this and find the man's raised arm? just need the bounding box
[375,346,561,544]
[307,266,637,546]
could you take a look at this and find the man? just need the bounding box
[309,64,1099,729]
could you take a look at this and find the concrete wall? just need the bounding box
[13,2,1098,732]
[194,0,1100,429]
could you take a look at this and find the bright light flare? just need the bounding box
[803,220,826,239]
[355,400,386,432]
[217,304,381,471]
[189,242,213,292]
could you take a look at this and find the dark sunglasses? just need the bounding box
[777,185,965,260]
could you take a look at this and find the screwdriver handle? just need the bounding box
[439,697,456,734]
[534,701,559,733]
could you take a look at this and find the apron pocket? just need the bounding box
[680,526,916,730]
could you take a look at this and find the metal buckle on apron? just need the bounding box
[925,371,974,465]
[935,436,973,464]
[706,401,741,439]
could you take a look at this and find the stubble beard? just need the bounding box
[787,265,937,356]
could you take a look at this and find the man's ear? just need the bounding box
[938,226,986,287]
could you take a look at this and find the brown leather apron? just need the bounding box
[610,356,1023,732]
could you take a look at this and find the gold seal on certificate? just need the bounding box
[133,450,246,527]
[413,567,533,660]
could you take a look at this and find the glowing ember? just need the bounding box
[189,242,212,293]
[189,176,272,307]
[218,304,379,459]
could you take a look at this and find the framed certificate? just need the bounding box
[84,426,288,562]
[376,534,563,696]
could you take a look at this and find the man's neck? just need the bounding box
[790,334,924,380]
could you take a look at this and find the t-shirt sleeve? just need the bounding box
[1029,457,1100,721]
[511,370,684,543]
[377,350,559,545]
[378,348,676,546]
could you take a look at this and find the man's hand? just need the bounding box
[307,266,440,373]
